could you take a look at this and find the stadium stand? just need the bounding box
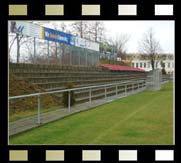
[101,64,145,72]
[10,63,147,91]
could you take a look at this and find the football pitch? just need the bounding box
[9,82,173,145]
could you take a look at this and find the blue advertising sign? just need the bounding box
[44,27,73,45]
[43,27,99,51]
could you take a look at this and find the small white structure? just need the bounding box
[146,69,162,91]
[117,57,121,61]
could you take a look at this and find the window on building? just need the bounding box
[136,63,138,68]
[132,63,134,67]
[168,62,170,68]
[144,63,146,68]
[140,63,142,68]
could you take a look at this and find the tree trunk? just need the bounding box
[17,34,20,63]
[151,59,154,70]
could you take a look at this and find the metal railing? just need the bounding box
[9,79,146,125]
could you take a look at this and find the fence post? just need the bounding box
[59,43,62,64]
[89,88,92,105]
[33,37,36,63]
[70,49,72,66]
[37,95,41,124]
[79,52,80,66]
[47,41,50,64]
[85,49,87,66]
[68,91,71,112]
[91,53,94,66]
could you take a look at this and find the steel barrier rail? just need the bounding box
[9,80,145,100]
[9,79,146,125]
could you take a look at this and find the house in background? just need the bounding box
[128,53,174,74]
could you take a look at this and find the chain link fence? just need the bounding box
[9,34,100,66]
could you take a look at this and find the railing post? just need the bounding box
[142,82,144,89]
[89,88,92,105]
[116,84,118,97]
[142,83,144,90]
[141,82,143,90]
[68,91,71,112]
[132,84,134,94]
[143,81,145,89]
[105,86,107,100]
[37,95,41,124]
[137,83,139,92]
[125,85,127,96]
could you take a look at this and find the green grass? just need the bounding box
[9,82,173,145]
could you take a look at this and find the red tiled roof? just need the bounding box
[100,64,145,72]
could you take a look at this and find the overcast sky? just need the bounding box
[42,20,174,54]
[103,21,174,54]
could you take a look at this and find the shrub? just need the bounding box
[62,81,75,107]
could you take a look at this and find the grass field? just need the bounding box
[9,82,173,145]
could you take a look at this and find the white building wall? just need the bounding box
[132,59,174,74]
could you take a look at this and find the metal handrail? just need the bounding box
[9,79,145,100]
[9,79,146,125]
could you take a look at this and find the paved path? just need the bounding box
[9,89,145,136]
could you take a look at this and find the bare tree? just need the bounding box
[44,22,68,63]
[88,21,106,42]
[8,33,31,63]
[71,21,88,38]
[51,23,65,60]
[109,34,130,60]
[139,28,161,70]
